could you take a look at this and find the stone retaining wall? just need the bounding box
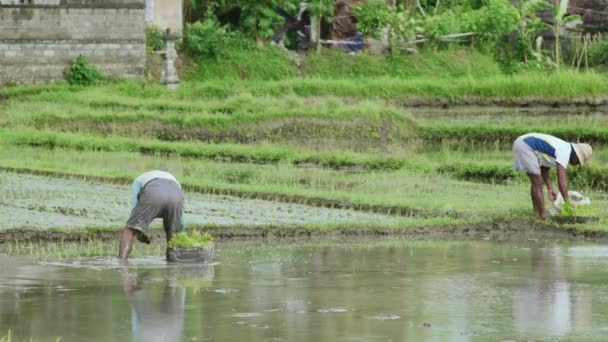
[0,0,146,85]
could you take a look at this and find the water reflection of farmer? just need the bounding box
[512,133,592,219]
[512,247,572,337]
[119,170,185,259]
[120,269,186,342]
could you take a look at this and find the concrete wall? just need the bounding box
[0,0,146,85]
[145,0,182,34]
[569,0,608,34]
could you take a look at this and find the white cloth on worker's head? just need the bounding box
[572,143,592,165]
[519,133,573,169]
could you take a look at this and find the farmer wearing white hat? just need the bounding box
[513,133,592,220]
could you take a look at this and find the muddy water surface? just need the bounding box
[2,239,608,341]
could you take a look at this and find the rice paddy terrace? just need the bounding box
[2,76,608,234]
[4,74,608,341]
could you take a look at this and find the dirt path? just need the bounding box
[2,219,606,243]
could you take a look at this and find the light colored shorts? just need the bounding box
[513,137,541,175]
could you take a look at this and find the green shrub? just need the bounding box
[423,10,462,42]
[461,0,519,43]
[146,24,164,55]
[187,45,295,81]
[353,0,392,39]
[183,17,253,59]
[588,37,608,67]
[64,56,103,86]
[169,231,214,248]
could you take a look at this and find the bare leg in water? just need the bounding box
[528,173,547,219]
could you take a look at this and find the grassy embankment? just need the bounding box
[2,49,608,233]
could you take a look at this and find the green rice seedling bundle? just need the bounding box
[168,231,213,248]
[560,202,597,218]
[167,231,214,263]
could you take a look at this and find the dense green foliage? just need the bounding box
[183,17,253,59]
[589,37,608,67]
[353,0,394,39]
[180,0,608,74]
[169,231,213,248]
[64,56,103,86]
[190,0,299,42]
[145,25,164,55]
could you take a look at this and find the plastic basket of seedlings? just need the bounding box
[553,203,599,225]
[166,231,214,263]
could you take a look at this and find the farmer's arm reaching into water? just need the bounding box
[119,227,136,259]
[556,164,569,204]
[540,167,556,201]
[121,179,142,259]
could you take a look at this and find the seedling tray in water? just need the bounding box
[553,216,599,224]
[166,244,214,263]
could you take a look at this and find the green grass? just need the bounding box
[0,330,60,342]
[175,71,608,99]
[186,47,501,81]
[300,48,502,78]
[187,45,297,81]
[5,71,605,102]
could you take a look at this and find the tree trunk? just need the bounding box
[554,24,560,68]
[254,13,264,47]
[316,14,322,53]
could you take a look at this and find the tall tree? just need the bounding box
[550,0,580,67]
[191,0,299,46]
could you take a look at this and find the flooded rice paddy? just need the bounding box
[2,239,608,341]
[1,171,399,229]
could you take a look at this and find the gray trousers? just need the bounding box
[126,178,184,241]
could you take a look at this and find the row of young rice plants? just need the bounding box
[1,239,163,260]
[7,83,608,149]
[0,128,412,171]
[10,90,407,121]
[1,98,414,144]
[0,143,539,216]
[3,123,608,191]
[418,124,608,145]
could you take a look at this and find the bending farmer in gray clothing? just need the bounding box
[119,170,185,259]
[513,133,592,220]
